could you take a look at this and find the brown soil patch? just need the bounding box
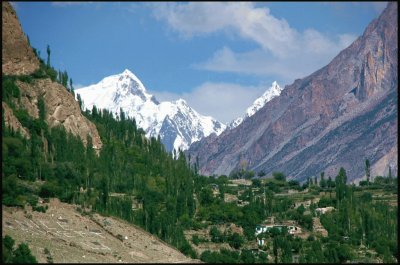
[2,198,198,263]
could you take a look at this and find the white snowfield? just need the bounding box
[76,69,225,152]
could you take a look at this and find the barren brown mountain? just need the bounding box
[188,2,398,182]
[2,2,39,75]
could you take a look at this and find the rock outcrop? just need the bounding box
[2,1,102,150]
[2,2,40,75]
[16,79,102,149]
[2,102,30,139]
[188,2,398,182]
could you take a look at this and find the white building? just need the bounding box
[255,225,275,236]
[287,225,302,235]
[316,206,335,215]
[255,224,301,236]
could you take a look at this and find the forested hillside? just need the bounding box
[2,52,198,258]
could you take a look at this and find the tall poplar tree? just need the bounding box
[365,159,371,185]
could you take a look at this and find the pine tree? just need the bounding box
[46,45,51,67]
[77,94,83,110]
[69,78,74,94]
[38,97,46,121]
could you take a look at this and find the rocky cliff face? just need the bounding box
[2,102,31,139]
[2,1,102,150]
[188,2,398,182]
[2,2,39,75]
[16,79,102,149]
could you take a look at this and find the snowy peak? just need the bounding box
[175,98,188,106]
[228,81,283,129]
[76,69,225,152]
[119,69,148,94]
[113,69,155,104]
[246,81,282,117]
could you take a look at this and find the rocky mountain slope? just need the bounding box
[2,2,39,75]
[227,81,283,129]
[187,2,398,182]
[76,69,225,151]
[2,199,197,263]
[2,2,102,150]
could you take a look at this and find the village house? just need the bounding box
[294,197,320,208]
[255,223,302,246]
[316,206,335,215]
[255,224,277,236]
[257,237,266,246]
[287,225,302,235]
[255,224,301,236]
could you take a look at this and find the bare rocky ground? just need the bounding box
[2,198,199,263]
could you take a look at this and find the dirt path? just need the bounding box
[312,217,328,237]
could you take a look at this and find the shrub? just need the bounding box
[39,181,60,198]
[273,172,286,182]
[192,235,200,246]
[17,75,33,84]
[228,232,244,249]
[2,236,38,264]
[2,76,20,103]
[27,194,39,208]
[33,205,47,213]
[12,243,38,263]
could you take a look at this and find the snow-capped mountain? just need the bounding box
[75,69,225,152]
[227,81,283,129]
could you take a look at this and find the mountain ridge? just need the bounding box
[187,2,398,182]
[227,81,283,129]
[76,69,226,151]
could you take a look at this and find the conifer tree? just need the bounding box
[46,45,51,67]
[69,78,73,93]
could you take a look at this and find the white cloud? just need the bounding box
[151,82,267,123]
[151,2,358,83]
[152,2,297,58]
[193,42,355,84]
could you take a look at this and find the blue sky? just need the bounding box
[12,2,386,123]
